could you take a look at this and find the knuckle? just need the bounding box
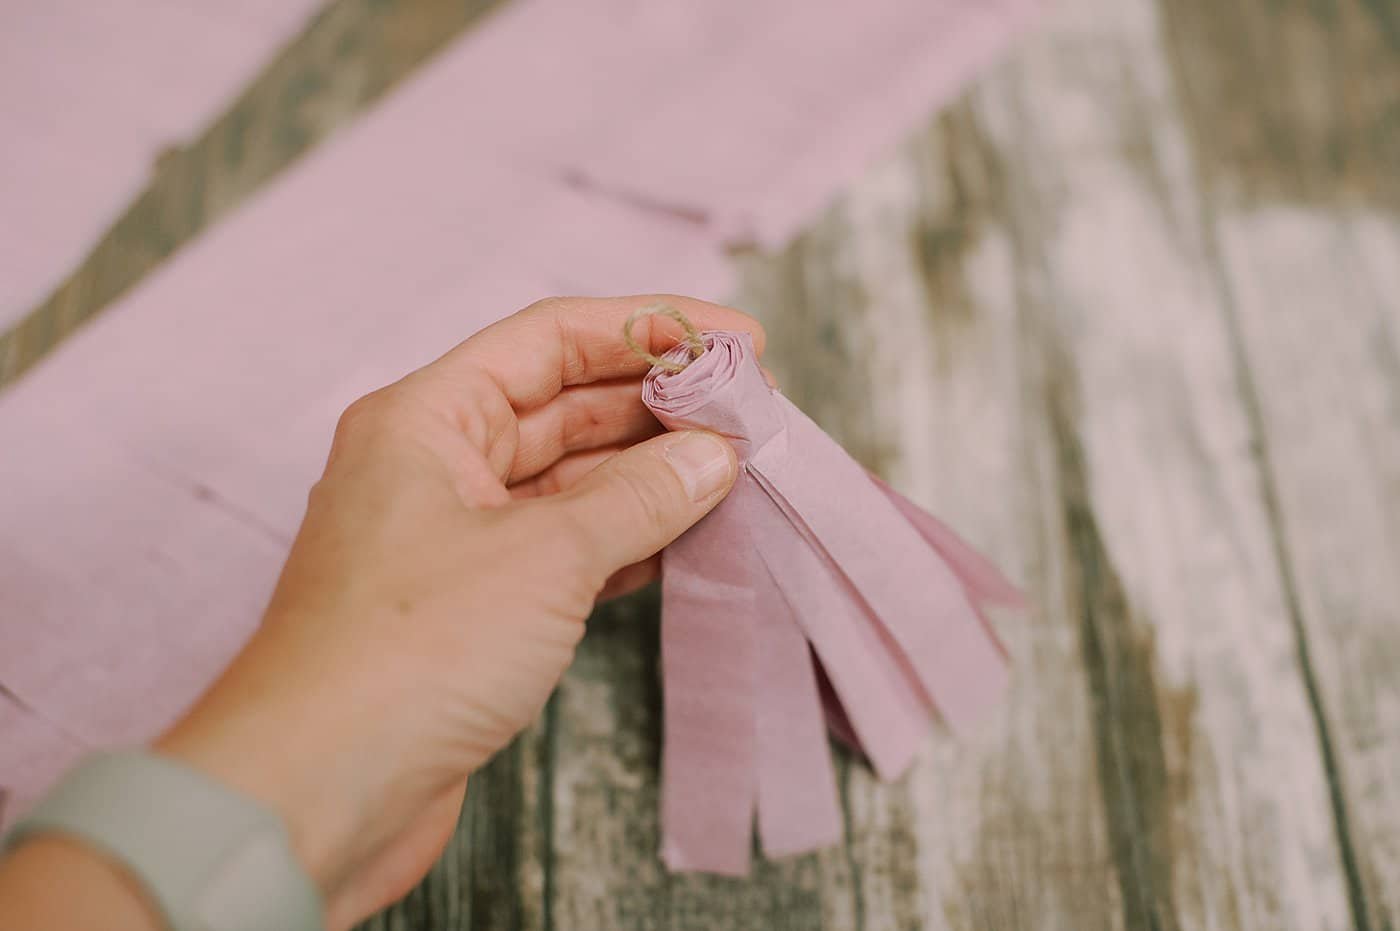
[522,295,576,320]
[554,390,598,452]
[330,387,409,458]
[612,463,675,536]
[747,316,768,352]
[335,391,389,437]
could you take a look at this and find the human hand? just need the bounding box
[156,295,764,928]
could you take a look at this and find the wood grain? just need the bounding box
[1161,1,1400,926]
[966,3,1355,924]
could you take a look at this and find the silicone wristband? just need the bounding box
[2,751,323,931]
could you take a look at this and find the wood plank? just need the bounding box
[1161,2,1400,924]
[955,0,1356,926]
[730,166,1060,931]
[782,111,1131,931]
[0,0,505,389]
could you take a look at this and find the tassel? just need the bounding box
[631,309,1019,875]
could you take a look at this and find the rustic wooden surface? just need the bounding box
[5,0,1398,928]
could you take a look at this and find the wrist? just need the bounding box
[0,836,165,931]
[152,662,366,893]
[153,726,345,893]
[3,751,325,931]
[151,614,433,898]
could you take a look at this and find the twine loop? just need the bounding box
[623,304,705,373]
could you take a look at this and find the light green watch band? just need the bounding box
[2,751,324,931]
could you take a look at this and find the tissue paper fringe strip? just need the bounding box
[644,333,1021,874]
[0,0,326,327]
[0,0,1043,829]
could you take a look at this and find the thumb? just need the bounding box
[552,430,738,575]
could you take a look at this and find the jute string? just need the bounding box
[623,304,705,373]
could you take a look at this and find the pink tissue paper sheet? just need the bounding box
[0,0,326,326]
[0,0,1043,837]
[0,692,85,831]
[644,333,1020,874]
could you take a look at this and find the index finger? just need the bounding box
[421,295,767,410]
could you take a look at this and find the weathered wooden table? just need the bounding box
[4,0,1397,928]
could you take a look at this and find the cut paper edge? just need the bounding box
[752,556,843,860]
[658,489,761,877]
[873,474,1027,613]
[749,493,929,782]
[750,401,1011,736]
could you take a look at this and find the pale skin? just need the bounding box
[0,295,765,930]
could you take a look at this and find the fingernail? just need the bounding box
[665,432,734,501]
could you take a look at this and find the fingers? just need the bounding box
[419,295,766,410]
[509,364,780,487]
[508,379,662,484]
[509,446,623,499]
[598,556,662,601]
[544,431,737,575]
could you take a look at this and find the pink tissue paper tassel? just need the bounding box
[642,331,1024,876]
